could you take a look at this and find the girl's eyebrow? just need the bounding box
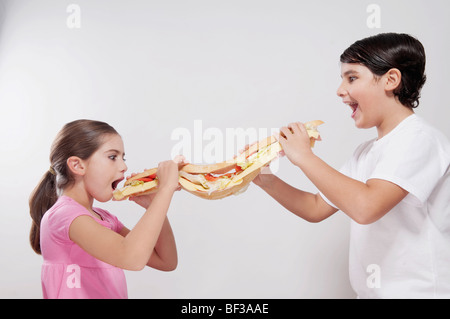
[105,149,125,157]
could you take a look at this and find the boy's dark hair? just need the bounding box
[340,33,426,109]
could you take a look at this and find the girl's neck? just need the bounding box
[62,183,94,213]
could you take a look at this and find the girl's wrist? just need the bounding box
[157,185,177,195]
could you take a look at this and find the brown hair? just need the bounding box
[29,119,119,254]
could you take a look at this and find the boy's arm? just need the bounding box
[254,172,338,223]
[296,154,408,224]
[278,123,408,224]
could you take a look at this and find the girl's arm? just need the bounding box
[254,169,338,223]
[69,160,180,271]
[278,123,408,225]
[119,217,177,271]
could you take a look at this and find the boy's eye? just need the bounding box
[349,76,357,82]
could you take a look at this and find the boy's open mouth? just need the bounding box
[349,102,359,118]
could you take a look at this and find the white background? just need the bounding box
[0,0,449,298]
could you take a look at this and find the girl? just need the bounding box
[254,33,450,298]
[29,119,183,299]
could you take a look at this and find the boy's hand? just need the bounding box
[277,122,313,167]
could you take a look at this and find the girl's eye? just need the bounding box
[109,155,117,161]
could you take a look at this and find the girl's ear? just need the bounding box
[384,68,402,92]
[67,156,86,176]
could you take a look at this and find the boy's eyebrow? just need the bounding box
[341,70,359,78]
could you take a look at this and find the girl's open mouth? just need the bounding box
[112,178,124,191]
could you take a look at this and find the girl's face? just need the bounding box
[336,63,386,129]
[83,134,127,202]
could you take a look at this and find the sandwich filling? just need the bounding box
[179,141,283,195]
[113,172,158,200]
[113,120,323,200]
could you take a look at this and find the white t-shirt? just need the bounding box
[321,114,450,298]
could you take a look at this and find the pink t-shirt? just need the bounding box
[40,196,127,299]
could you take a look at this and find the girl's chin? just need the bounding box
[94,193,114,203]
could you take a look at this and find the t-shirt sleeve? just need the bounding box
[47,203,92,244]
[369,131,449,206]
[95,208,125,233]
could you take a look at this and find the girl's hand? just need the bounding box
[277,122,313,167]
[156,155,186,193]
[129,192,156,209]
[127,171,158,208]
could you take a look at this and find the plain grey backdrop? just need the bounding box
[0,0,449,298]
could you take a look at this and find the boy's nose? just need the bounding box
[336,82,347,98]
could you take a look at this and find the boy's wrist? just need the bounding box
[295,151,316,170]
[257,173,277,191]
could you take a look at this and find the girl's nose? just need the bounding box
[121,160,128,173]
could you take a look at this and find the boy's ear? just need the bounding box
[384,68,402,92]
[67,156,86,176]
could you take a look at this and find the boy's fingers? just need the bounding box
[279,126,291,139]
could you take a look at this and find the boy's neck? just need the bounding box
[376,102,414,140]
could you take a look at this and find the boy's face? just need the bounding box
[337,63,386,129]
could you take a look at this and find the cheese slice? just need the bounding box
[113,180,158,200]
[179,176,243,193]
[232,142,282,183]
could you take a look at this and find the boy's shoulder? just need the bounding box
[408,115,450,155]
[382,115,448,149]
[352,115,450,161]
[371,115,450,164]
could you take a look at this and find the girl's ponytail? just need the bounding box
[29,169,58,255]
[29,119,119,255]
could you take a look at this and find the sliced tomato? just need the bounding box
[126,172,157,183]
[138,173,157,182]
[137,177,154,182]
[205,174,219,181]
